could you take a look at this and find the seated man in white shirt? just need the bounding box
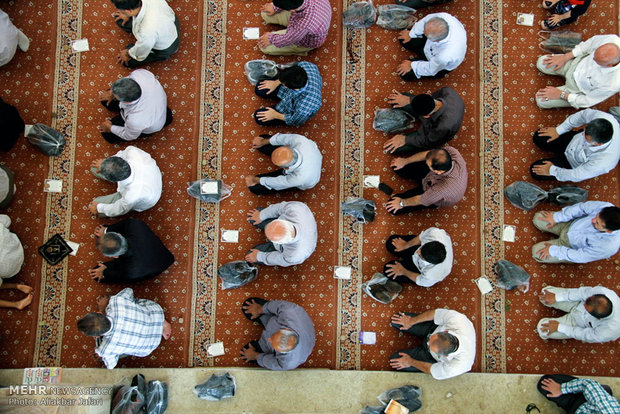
[0,214,33,310]
[110,0,179,68]
[245,201,317,267]
[537,286,620,343]
[389,308,476,380]
[395,13,467,81]
[532,201,620,264]
[88,146,162,218]
[535,34,620,108]
[530,109,619,182]
[383,227,453,288]
[98,69,172,143]
[245,133,322,195]
[0,9,29,67]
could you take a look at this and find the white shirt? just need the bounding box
[0,215,24,280]
[111,69,168,141]
[0,9,19,67]
[569,35,620,108]
[411,227,453,287]
[257,201,318,267]
[428,309,476,380]
[260,133,322,191]
[128,0,177,61]
[97,146,162,217]
[408,13,467,77]
[550,109,620,182]
[553,286,620,343]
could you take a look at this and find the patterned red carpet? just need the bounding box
[0,0,618,378]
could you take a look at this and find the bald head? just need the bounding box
[265,219,296,244]
[272,146,295,167]
[268,328,299,353]
[594,43,620,67]
[424,17,449,42]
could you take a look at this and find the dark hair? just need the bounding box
[586,295,613,319]
[273,0,303,10]
[435,332,459,356]
[420,241,447,265]
[111,78,142,102]
[100,156,131,182]
[77,313,111,336]
[600,206,620,231]
[426,148,452,172]
[410,94,435,116]
[97,232,128,257]
[111,0,142,10]
[279,66,308,90]
[585,118,614,144]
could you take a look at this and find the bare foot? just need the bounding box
[15,294,33,310]
[162,320,172,340]
[16,284,33,295]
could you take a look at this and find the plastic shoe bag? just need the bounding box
[504,181,547,211]
[360,406,387,414]
[244,59,279,85]
[493,259,530,293]
[343,1,377,29]
[376,5,417,30]
[538,30,582,54]
[217,261,259,290]
[146,380,168,414]
[373,108,416,133]
[26,123,66,156]
[378,385,423,412]
[341,197,376,223]
[111,385,145,414]
[187,178,232,203]
[194,373,236,401]
[361,273,402,304]
[547,186,587,206]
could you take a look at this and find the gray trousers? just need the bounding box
[535,54,587,109]
[537,286,580,340]
[531,212,574,263]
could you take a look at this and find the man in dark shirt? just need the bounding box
[384,87,464,154]
[0,97,24,152]
[89,218,174,283]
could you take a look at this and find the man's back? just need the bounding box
[116,146,163,211]
[420,145,468,208]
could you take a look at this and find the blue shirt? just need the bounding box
[550,201,620,263]
[275,61,322,126]
[561,378,620,414]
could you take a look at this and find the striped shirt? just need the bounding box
[275,61,322,126]
[419,145,468,208]
[562,379,620,413]
[96,288,164,369]
[270,0,332,49]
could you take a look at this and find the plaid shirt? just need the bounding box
[419,145,468,208]
[96,288,164,369]
[270,0,331,49]
[562,379,620,414]
[275,61,322,126]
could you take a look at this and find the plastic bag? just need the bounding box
[341,197,376,223]
[146,380,168,414]
[376,5,417,30]
[343,1,377,29]
[187,178,232,203]
[111,385,145,414]
[373,108,416,133]
[359,406,386,414]
[26,123,66,156]
[361,273,402,304]
[538,30,582,54]
[194,373,236,401]
[504,181,547,211]
[378,385,423,412]
[244,59,279,85]
[493,260,530,293]
[547,186,587,206]
[217,261,259,290]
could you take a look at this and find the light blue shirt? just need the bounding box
[550,201,620,263]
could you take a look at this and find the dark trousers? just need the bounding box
[529,130,579,180]
[384,234,421,284]
[537,374,614,414]
[117,15,180,68]
[394,160,430,181]
[100,100,173,143]
[249,144,301,195]
[253,81,286,126]
[398,36,449,81]
[389,312,438,372]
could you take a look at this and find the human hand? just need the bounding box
[112,10,130,25]
[542,54,569,71]
[387,92,410,108]
[247,209,262,225]
[242,299,265,319]
[91,158,104,170]
[94,224,107,238]
[390,157,408,170]
[117,49,131,65]
[391,312,416,330]
[538,211,557,228]
[390,237,409,252]
[245,249,259,263]
[256,107,280,122]
[397,29,411,43]
[261,2,275,15]
[546,14,563,27]
[252,136,269,149]
[536,243,553,260]
[257,80,281,94]
[245,175,260,187]
[536,86,562,102]
[540,320,559,335]
[538,290,556,305]
[385,261,407,278]
[97,119,113,133]
[541,378,562,398]
[257,33,271,49]
[532,161,553,177]
[240,343,259,362]
[89,263,107,282]
[389,352,414,370]
[385,197,403,213]
[537,127,559,142]
[396,60,413,76]
[96,295,110,312]
[88,201,99,215]
[99,89,114,105]
[384,135,406,153]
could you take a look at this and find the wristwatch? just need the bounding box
[399,200,404,208]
